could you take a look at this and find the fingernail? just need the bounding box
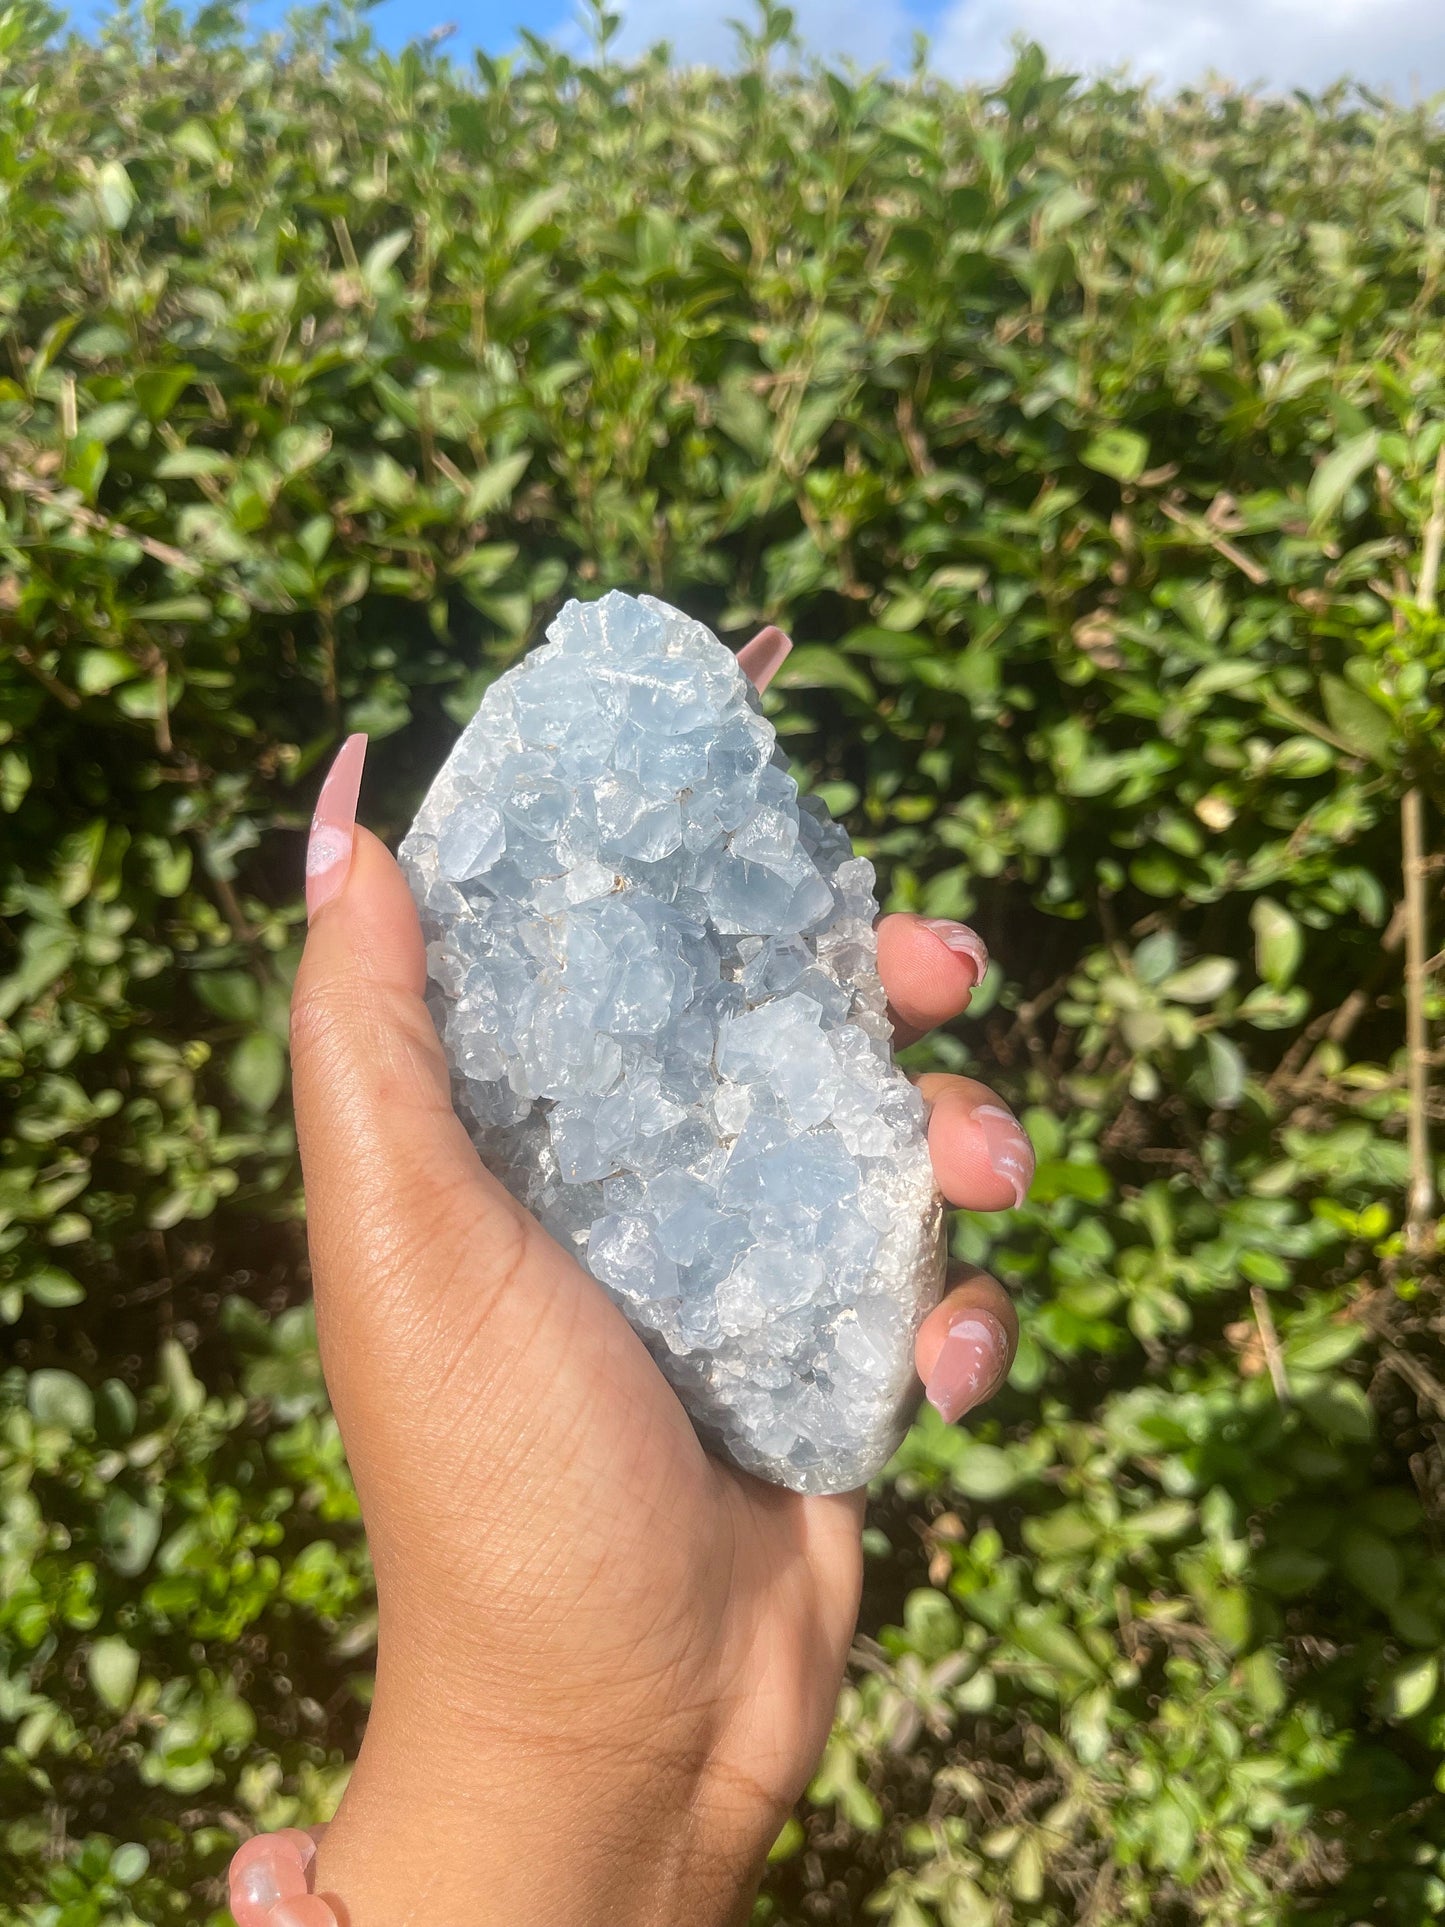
[229,1836,310,1926]
[306,734,367,921]
[272,1828,318,1872]
[921,918,989,986]
[925,1309,1011,1422]
[269,1899,340,1927]
[736,625,792,692]
[974,1104,1034,1208]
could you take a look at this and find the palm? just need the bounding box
[348,1182,863,1820]
[542,1225,865,1809]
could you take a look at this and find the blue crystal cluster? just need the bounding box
[399,592,942,1493]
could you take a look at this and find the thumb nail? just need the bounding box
[306,734,367,921]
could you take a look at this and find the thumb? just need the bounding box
[288,741,548,1460]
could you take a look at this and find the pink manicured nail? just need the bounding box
[920,918,989,986]
[925,1310,1011,1422]
[229,1835,310,1926]
[975,1104,1034,1207]
[272,1827,318,1871]
[306,733,367,921]
[736,625,793,692]
[269,1898,340,1927]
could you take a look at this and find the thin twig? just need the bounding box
[1250,1286,1291,1404]
[1157,496,1269,586]
[1419,445,1445,614]
[192,835,256,942]
[1268,901,1408,1097]
[1403,449,1445,1258]
[1383,1345,1445,1422]
[10,639,82,708]
[1,463,200,574]
[1402,787,1432,1252]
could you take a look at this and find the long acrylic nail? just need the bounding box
[974,1104,1035,1207]
[272,1828,318,1873]
[921,918,989,986]
[925,1310,1011,1422]
[229,1836,309,1927]
[305,733,367,921]
[736,625,792,692]
[269,1898,340,1927]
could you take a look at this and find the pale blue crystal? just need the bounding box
[400,591,944,1494]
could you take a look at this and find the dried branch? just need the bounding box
[1157,496,1269,586]
[1403,448,1445,1258]
[1,462,200,574]
[1250,1286,1291,1405]
[1402,787,1433,1254]
[1419,445,1445,615]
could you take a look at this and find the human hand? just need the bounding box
[286,630,1033,1927]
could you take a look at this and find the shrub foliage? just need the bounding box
[4,5,1445,1921]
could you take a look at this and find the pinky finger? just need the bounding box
[915,1269,1018,1423]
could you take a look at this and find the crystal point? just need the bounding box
[400,592,944,1493]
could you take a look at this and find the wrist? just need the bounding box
[311,1673,773,1927]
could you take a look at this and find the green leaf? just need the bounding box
[1199,1032,1246,1108]
[1081,427,1149,482]
[773,647,874,703]
[1307,429,1379,528]
[362,227,411,290]
[95,158,135,229]
[1376,1654,1438,1722]
[1320,674,1394,766]
[78,401,136,445]
[172,118,220,165]
[75,648,142,695]
[194,969,262,1023]
[26,1265,84,1308]
[99,1490,162,1578]
[1011,1607,1097,1678]
[88,1637,140,1712]
[950,1440,1019,1500]
[1251,897,1302,988]
[96,1378,138,1441]
[1301,1379,1375,1445]
[27,1368,94,1432]
[767,1817,805,1863]
[839,625,932,662]
[109,1843,150,1886]
[464,449,532,518]
[1161,957,1236,1003]
[1339,1525,1401,1610]
[1023,1503,1097,1556]
[1254,1547,1329,1597]
[228,1031,287,1112]
[1133,931,1179,986]
[159,1337,206,1418]
[155,446,232,479]
[505,183,569,247]
[138,595,211,622]
[133,365,196,420]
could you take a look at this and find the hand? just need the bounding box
[288,631,1033,1927]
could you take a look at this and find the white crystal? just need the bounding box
[399,591,944,1494]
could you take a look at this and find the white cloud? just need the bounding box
[931,0,1445,96]
[588,0,1445,92]
[605,0,917,69]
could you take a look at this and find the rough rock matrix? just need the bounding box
[399,591,944,1493]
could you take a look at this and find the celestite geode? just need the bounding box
[399,591,944,1493]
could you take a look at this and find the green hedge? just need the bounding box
[4,4,1445,1920]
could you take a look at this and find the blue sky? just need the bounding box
[73,0,1445,93]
